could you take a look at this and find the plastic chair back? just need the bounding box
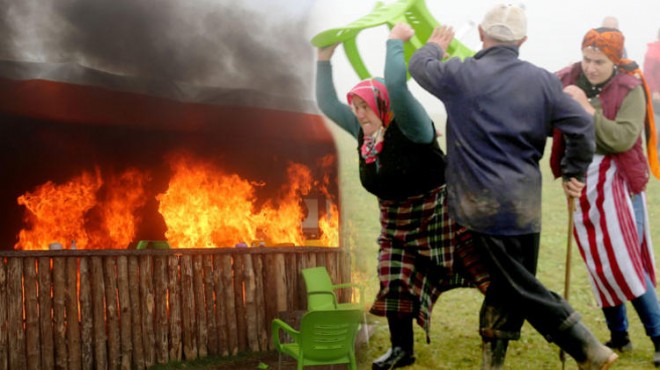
[300,309,362,365]
[302,266,337,310]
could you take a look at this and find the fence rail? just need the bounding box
[0,247,350,370]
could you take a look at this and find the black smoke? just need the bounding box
[0,0,315,99]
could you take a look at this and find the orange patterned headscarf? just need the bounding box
[582,27,624,65]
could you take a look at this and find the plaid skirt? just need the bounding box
[369,185,490,340]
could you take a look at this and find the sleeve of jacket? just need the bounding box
[384,39,434,144]
[550,78,596,181]
[315,61,361,139]
[408,43,451,98]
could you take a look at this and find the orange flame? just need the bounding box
[15,153,339,250]
[158,153,325,248]
[157,153,260,248]
[317,154,339,246]
[16,169,103,250]
[88,169,150,249]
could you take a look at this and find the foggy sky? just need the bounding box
[307,0,660,118]
[0,0,316,99]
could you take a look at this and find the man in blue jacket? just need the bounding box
[409,4,617,370]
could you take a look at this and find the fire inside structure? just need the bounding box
[0,61,340,250]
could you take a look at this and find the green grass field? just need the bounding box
[329,117,660,370]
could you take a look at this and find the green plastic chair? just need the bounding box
[272,308,362,370]
[301,266,369,344]
[311,0,475,80]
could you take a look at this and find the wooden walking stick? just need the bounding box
[560,196,576,370]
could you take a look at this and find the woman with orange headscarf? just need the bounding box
[554,26,660,368]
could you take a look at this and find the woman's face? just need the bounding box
[581,47,615,85]
[350,95,383,136]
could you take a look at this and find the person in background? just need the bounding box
[601,16,620,30]
[644,28,660,111]
[554,26,660,368]
[601,16,627,58]
[315,23,489,370]
[409,4,618,369]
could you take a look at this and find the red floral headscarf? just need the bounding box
[346,78,394,127]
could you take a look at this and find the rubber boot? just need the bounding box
[553,321,618,370]
[481,338,508,370]
[604,330,633,352]
[372,316,415,370]
[652,336,660,368]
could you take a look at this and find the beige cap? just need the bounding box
[480,4,527,42]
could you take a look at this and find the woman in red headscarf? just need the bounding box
[553,26,660,367]
[316,23,489,370]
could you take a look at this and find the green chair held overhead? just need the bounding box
[301,266,369,344]
[311,0,475,80]
[272,308,363,370]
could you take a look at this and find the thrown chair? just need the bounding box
[301,266,369,344]
[272,308,362,370]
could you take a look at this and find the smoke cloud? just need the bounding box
[0,0,315,99]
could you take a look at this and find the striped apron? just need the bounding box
[573,154,656,307]
[369,185,490,340]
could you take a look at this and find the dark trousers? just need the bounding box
[473,232,579,342]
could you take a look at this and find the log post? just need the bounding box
[212,257,227,356]
[138,256,155,368]
[253,255,268,351]
[167,256,182,361]
[116,256,133,370]
[202,257,217,356]
[192,256,207,358]
[296,254,307,311]
[103,257,120,370]
[242,254,258,352]
[53,257,68,370]
[66,257,81,370]
[233,255,247,352]
[127,257,145,370]
[0,258,8,370]
[91,256,107,370]
[273,254,288,314]
[7,258,25,370]
[23,257,41,370]
[284,254,297,311]
[79,258,93,370]
[180,255,197,360]
[153,256,168,365]
[37,257,54,370]
[220,256,237,356]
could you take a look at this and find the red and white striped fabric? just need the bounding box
[573,154,656,308]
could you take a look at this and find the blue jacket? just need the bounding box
[409,44,594,235]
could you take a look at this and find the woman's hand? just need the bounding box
[317,43,339,61]
[389,22,415,42]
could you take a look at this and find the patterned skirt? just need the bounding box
[369,185,490,340]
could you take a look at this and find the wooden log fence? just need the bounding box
[0,247,350,370]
